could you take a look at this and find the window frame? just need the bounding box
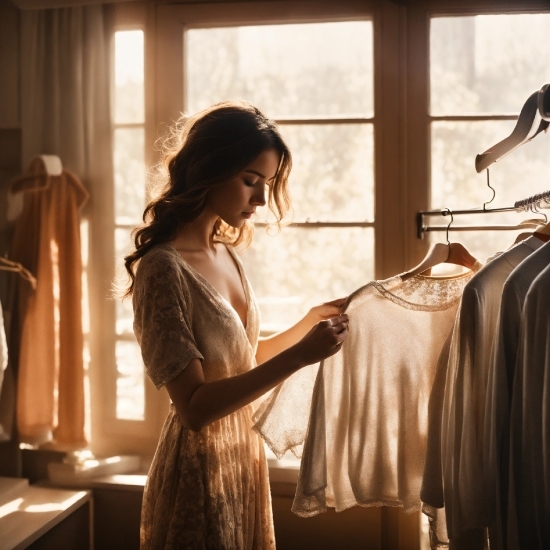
[95,0,550,461]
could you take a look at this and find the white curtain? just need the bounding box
[20,5,113,180]
[19,5,115,448]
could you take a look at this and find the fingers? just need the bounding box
[325,314,348,330]
[324,315,349,347]
[313,298,349,320]
[325,297,348,308]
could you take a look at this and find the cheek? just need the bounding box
[208,183,247,211]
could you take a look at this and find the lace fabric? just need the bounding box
[375,262,483,311]
[134,244,275,550]
[254,266,480,525]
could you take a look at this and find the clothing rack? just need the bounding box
[417,84,550,240]
[416,207,546,239]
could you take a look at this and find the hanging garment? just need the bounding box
[0,266,34,445]
[134,243,275,550]
[441,236,544,544]
[539,264,550,550]
[483,238,550,549]
[506,255,550,550]
[254,266,480,519]
[421,329,453,548]
[9,156,89,447]
[0,305,7,401]
[0,303,9,440]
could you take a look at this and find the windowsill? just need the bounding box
[41,462,299,498]
[21,446,301,498]
[46,455,141,487]
[38,474,148,493]
[267,458,299,484]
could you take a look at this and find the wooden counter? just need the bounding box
[0,477,91,550]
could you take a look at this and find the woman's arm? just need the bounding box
[166,314,348,432]
[255,298,346,364]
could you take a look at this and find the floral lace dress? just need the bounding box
[133,243,275,550]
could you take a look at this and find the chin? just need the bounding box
[223,218,246,229]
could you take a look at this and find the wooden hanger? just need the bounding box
[400,242,478,281]
[0,257,37,289]
[401,209,478,281]
[534,222,550,239]
[475,88,550,173]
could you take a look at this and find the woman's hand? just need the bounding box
[306,297,347,321]
[255,297,349,365]
[291,313,349,366]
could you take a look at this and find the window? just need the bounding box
[98,1,550,547]
[429,14,550,262]
[186,22,374,330]
[113,30,146,421]
[102,0,550,467]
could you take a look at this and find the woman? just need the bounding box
[124,101,349,549]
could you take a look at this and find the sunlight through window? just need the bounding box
[113,30,146,420]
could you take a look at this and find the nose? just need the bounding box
[251,186,266,207]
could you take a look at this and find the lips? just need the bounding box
[242,211,255,218]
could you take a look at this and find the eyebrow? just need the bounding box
[244,169,277,181]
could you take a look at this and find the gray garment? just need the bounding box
[0,304,9,440]
[483,239,550,549]
[508,258,550,550]
[422,328,454,508]
[441,236,543,543]
[422,329,453,548]
[0,305,7,401]
[541,264,550,550]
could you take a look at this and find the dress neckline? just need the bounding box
[164,242,251,333]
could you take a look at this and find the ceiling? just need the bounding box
[9,0,262,8]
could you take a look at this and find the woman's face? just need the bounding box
[205,148,281,228]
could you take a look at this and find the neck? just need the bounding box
[172,212,218,252]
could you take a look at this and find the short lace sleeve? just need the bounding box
[132,249,204,389]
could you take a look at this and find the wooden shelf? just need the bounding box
[0,477,91,550]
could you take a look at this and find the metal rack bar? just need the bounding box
[255,221,375,228]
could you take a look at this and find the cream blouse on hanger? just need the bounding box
[254,266,480,517]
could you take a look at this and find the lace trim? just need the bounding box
[372,261,482,312]
[292,498,423,518]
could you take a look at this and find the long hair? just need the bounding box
[123,101,292,297]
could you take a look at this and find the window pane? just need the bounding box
[114,30,144,123]
[116,340,144,420]
[431,120,550,262]
[114,128,146,225]
[116,298,134,337]
[115,228,134,335]
[430,15,550,115]
[240,227,374,330]
[271,123,374,222]
[186,21,373,118]
[431,120,550,209]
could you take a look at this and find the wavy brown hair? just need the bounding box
[123,101,292,297]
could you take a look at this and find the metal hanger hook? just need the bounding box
[533,198,548,224]
[483,168,496,211]
[442,207,453,245]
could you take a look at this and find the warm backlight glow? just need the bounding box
[24,492,88,513]
[0,498,23,519]
[115,30,143,86]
